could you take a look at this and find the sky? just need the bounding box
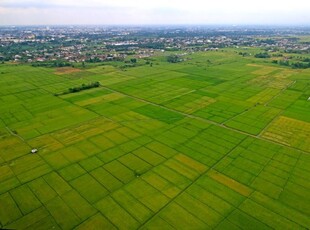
[0,0,310,25]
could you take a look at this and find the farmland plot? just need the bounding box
[0,50,309,229]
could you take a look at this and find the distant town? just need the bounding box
[0,25,310,68]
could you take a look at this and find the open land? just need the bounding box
[0,47,309,229]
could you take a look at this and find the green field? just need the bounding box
[0,49,309,229]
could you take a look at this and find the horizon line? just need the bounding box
[1,24,310,27]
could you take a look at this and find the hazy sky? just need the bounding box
[1,0,310,25]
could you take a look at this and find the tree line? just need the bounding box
[54,82,100,96]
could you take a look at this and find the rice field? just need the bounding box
[0,49,309,229]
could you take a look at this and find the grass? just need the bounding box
[0,49,309,229]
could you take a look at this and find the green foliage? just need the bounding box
[291,62,310,69]
[32,61,72,68]
[55,82,100,96]
[86,57,101,63]
[273,59,310,69]
[238,52,249,57]
[278,60,290,66]
[254,52,271,58]
[167,55,181,63]
[68,82,100,93]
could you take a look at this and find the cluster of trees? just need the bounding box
[120,58,153,69]
[55,82,100,96]
[121,58,137,67]
[299,57,310,62]
[260,39,276,45]
[291,62,310,69]
[238,52,249,57]
[284,49,309,54]
[86,57,101,63]
[85,55,126,63]
[68,82,100,93]
[254,52,271,58]
[130,58,137,63]
[167,55,182,63]
[272,60,310,69]
[32,61,72,67]
[145,61,153,67]
[272,60,289,66]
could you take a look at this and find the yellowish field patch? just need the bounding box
[174,154,208,174]
[54,67,82,75]
[207,169,253,197]
[76,93,124,107]
[179,96,216,114]
[246,88,281,104]
[28,134,64,154]
[261,116,310,152]
[267,79,293,89]
[250,65,280,75]
[273,69,296,78]
[51,129,85,146]
[248,70,294,89]
[0,136,21,149]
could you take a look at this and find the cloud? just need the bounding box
[1,2,65,9]
[2,0,309,11]
[0,0,310,25]
[0,0,127,10]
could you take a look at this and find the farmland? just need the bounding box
[0,49,309,229]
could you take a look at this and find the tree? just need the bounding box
[254,53,270,58]
[167,55,180,63]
